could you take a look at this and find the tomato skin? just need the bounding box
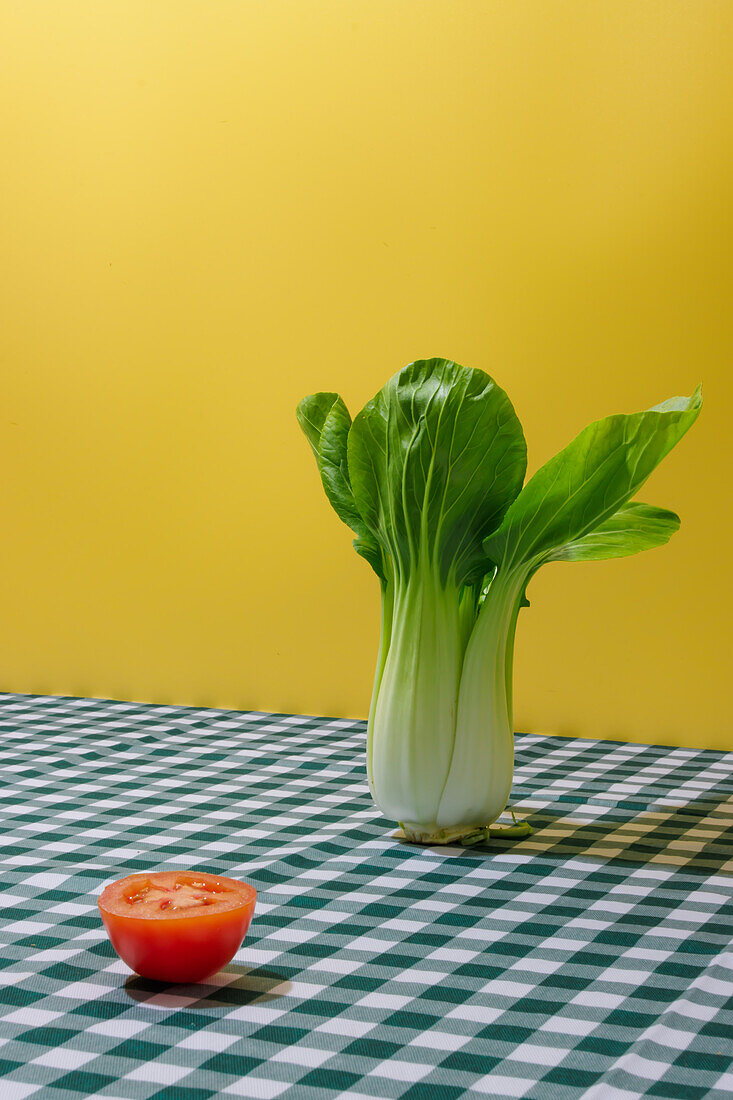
[98,871,257,983]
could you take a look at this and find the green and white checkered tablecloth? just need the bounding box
[0,694,731,1100]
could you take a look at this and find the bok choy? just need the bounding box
[297,359,701,845]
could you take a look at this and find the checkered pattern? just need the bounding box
[0,693,731,1100]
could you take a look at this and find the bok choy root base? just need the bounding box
[297,359,701,845]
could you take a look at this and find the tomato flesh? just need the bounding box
[98,871,257,983]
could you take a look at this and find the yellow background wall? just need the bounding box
[1,2,731,748]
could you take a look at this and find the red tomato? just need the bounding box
[98,870,257,983]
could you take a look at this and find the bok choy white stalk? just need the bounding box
[297,359,701,844]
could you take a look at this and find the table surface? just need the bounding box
[0,694,731,1100]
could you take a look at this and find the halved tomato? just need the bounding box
[98,870,257,983]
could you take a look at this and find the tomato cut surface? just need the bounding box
[98,870,257,983]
